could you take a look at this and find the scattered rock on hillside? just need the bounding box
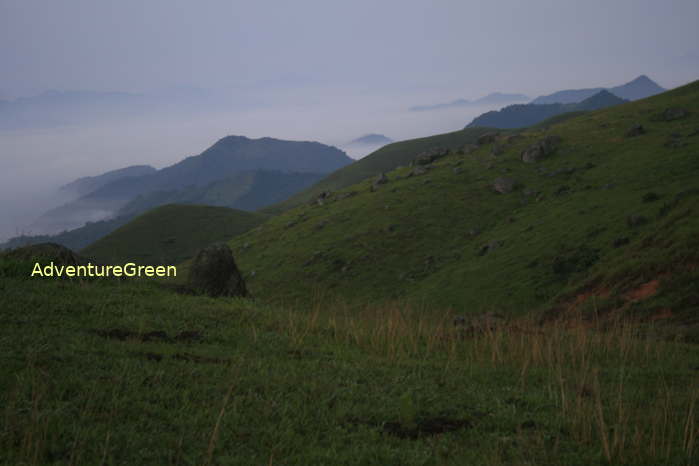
[491,144,505,156]
[477,132,500,145]
[654,107,689,122]
[627,214,648,228]
[413,147,449,166]
[188,243,247,298]
[664,133,686,148]
[492,177,519,194]
[338,191,357,200]
[314,191,332,206]
[478,239,504,256]
[407,166,428,177]
[520,135,561,163]
[625,124,646,137]
[3,242,89,267]
[642,192,660,203]
[372,173,389,189]
[461,144,479,154]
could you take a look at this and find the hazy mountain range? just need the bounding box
[466,90,628,129]
[410,92,530,112]
[530,75,665,104]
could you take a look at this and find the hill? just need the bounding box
[222,80,699,330]
[531,75,665,104]
[60,165,157,198]
[466,90,627,129]
[262,127,496,214]
[82,204,265,265]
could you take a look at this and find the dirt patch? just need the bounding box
[626,279,660,301]
[651,308,673,321]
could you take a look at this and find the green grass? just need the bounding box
[1,268,697,465]
[224,80,699,334]
[82,204,266,265]
[261,127,496,215]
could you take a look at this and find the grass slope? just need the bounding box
[227,81,699,334]
[82,204,265,265]
[0,268,696,465]
[261,127,495,214]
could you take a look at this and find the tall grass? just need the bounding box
[277,298,698,464]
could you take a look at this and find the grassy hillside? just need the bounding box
[262,127,496,214]
[226,80,699,334]
[1,260,697,465]
[82,204,265,265]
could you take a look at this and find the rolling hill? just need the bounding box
[466,90,627,129]
[81,204,265,265]
[219,80,699,333]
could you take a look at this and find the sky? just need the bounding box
[0,0,698,240]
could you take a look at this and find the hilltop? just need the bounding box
[82,204,265,265]
[221,80,699,333]
[531,75,665,104]
[466,90,627,129]
[347,134,393,146]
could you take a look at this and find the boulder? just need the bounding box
[477,132,500,145]
[3,242,89,266]
[520,135,561,163]
[625,124,646,138]
[478,239,504,256]
[492,177,519,194]
[407,166,428,177]
[659,108,689,121]
[373,173,389,188]
[188,243,247,297]
[414,147,449,165]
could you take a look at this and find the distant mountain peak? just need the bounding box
[348,134,393,146]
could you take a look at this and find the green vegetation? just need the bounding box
[0,269,696,465]
[229,80,699,337]
[262,127,495,214]
[2,82,698,464]
[82,204,265,265]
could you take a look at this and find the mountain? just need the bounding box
[347,134,393,146]
[60,165,157,198]
[3,169,328,252]
[531,75,665,104]
[220,80,699,325]
[29,136,352,235]
[466,90,627,129]
[409,92,529,111]
[118,170,326,217]
[81,204,265,265]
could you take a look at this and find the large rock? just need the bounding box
[477,132,500,145]
[413,147,449,165]
[520,135,561,163]
[625,124,646,138]
[492,177,519,194]
[188,243,247,297]
[3,242,88,266]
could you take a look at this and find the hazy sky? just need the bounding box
[1,0,697,99]
[0,0,698,241]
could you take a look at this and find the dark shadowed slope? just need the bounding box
[82,204,265,265]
